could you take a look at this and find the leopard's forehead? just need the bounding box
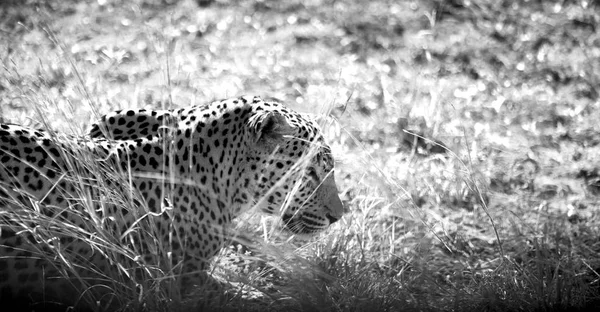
[253,100,324,144]
[175,96,321,138]
[253,101,314,125]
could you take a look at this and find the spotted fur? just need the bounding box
[0,95,344,308]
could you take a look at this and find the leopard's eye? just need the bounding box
[306,167,320,184]
[316,152,322,163]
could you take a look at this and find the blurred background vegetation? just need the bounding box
[1,0,600,311]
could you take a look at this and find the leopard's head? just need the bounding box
[246,101,344,234]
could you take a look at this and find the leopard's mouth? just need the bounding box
[281,214,326,234]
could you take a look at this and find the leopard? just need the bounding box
[0,95,345,310]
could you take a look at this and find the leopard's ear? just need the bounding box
[249,111,295,148]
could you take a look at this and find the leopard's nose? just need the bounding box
[326,213,340,224]
[319,173,346,220]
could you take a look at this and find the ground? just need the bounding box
[1,0,600,311]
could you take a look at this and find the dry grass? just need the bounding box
[1,0,600,311]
